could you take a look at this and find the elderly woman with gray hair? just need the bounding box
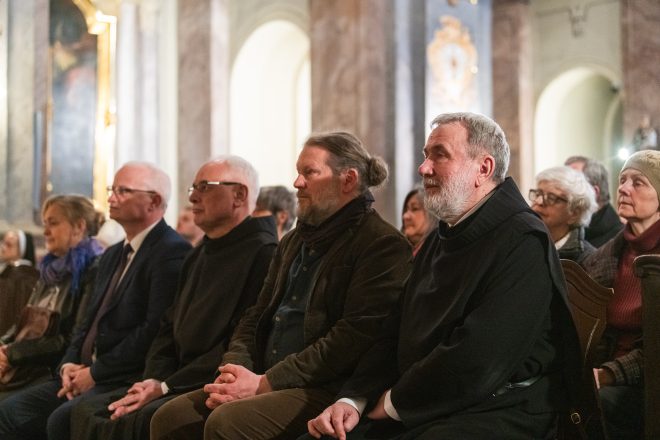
[529,166,598,261]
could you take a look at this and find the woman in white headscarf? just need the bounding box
[0,230,39,335]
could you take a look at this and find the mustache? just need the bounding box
[423,179,441,187]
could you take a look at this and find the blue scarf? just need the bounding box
[39,237,103,297]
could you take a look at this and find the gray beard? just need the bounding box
[424,175,472,224]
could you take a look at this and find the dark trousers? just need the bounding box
[297,406,558,440]
[71,386,180,440]
[0,377,119,440]
[599,385,643,440]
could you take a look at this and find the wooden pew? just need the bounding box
[560,259,614,439]
[633,254,660,440]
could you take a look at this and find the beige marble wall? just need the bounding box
[309,0,398,222]
[492,0,533,188]
[0,0,7,220]
[621,0,660,140]
[177,0,229,211]
[1,0,48,229]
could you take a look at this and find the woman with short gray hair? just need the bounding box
[529,166,597,261]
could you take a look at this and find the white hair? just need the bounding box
[120,161,171,210]
[535,166,597,227]
[209,155,260,212]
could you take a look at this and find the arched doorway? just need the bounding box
[229,20,310,187]
[534,67,623,185]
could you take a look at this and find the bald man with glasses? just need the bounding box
[0,162,191,440]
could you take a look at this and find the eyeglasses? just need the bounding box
[528,189,568,206]
[188,180,242,196]
[107,186,157,197]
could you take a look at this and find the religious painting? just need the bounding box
[47,0,97,198]
[427,15,478,113]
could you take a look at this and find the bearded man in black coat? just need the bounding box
[305,113,583,440]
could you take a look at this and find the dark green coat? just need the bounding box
[222,209,412,394]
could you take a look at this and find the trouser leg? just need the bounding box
[599,385,643,440]
[204,387,335,440]
[150,388,210,440]
[0,378,63,440]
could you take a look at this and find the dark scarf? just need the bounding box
[623,218,660,253]
[296,192,374,253]
[39,237,103,297]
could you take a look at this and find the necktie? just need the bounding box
[80,243,133,365]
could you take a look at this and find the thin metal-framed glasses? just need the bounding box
[528,189,568,206]
[188,180,242,196]
[107,186,157,197]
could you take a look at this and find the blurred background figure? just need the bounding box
[176,205,204,246]
[253,185,297,240]
[94,218,125,250]
[582,150,660,439]
[0,195,103,399]
[565,156,623,247]
[632,114,658,151]
[401,186,437,256]
[0,231,39,335]
[529,166,597,261]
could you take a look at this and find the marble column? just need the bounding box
[491,0,532,190]
[177,0,229,212]
[2,0,48,229]
[621,0,660,141]
[0,0,7,222]
[309,0,398,223]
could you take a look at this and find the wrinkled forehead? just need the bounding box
[114,165,150,188]
[536,179,567,195]
[297,145,331,169]
[196,162,245,185]
[619,168,649,180]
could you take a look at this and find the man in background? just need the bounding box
[253,185,297,240]
[176,205,204,246]
[565,155,623,247]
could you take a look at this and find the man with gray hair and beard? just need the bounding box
[150,131,412,440]
[305,113,582,440]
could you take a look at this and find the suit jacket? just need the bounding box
[60,219,191,384]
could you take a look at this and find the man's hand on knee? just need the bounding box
[108,379,164,419]
[307,402,360,440]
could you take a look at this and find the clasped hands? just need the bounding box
[57,363,95,400]
[307,391,390,440]
[203,363,272,409]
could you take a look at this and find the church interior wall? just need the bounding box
[0,0,658,239]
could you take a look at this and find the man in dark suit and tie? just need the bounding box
[0,161,191,440]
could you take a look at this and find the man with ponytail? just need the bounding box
[151,132,412,440]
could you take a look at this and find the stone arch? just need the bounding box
[534,66,623,180]
[229,19,310,187]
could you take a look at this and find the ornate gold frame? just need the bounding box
[72,0,116,211]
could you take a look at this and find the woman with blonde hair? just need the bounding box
[0,195,103,398]
[401,187,437,257]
